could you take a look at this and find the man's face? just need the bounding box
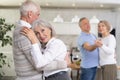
[80,19,90,33]
[31,10,40,23]
[27,9,40,24]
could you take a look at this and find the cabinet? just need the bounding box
[50,22,98,36]
[50,22,81,35]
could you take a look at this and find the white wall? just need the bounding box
[0,9,19,23]
[116,12,120,79]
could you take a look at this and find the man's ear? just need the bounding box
[28,11,32,18]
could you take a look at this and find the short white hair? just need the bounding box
[20,0,40,16]
[32,19,56,37]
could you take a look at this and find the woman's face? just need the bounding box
[98,22,108,35]
[34,26,52,43]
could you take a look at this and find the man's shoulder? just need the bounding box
[78,33,86,40]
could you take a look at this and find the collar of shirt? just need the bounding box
[45,37,55,48]
[18,20,32,28]
[81,31,96,40]
[81,31,91,36]
[41,37,55,51]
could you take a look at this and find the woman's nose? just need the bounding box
[38,32,44,38]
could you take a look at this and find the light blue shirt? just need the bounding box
[77,32,99,68]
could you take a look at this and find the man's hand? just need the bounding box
[95,39,103,47]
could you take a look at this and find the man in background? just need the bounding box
[77,17,99,80]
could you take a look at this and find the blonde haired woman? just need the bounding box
[96,20,117,80]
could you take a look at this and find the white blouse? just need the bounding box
[31,37,68,76]
[99,34,117,66]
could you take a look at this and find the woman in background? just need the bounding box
[96,20,117,80]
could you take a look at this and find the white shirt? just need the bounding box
[99,34,117,66]
[18,20,32,28]
[31,37,68,76]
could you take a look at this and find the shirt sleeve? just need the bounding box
[18,35,35,66]
[77,36,85,50]
[19,36,67,71]
[40,60,67,71]
[31,40,67,69]
[31,43,48,68]
[100,35,116,55]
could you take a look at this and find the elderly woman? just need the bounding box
[21,19,71,80]
[96,20,117,80]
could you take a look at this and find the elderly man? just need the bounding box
[77,17,99,80]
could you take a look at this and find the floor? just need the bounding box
[0,76,16,80]
[1,76,120,80]
[0,76,78,80]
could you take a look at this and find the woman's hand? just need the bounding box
[95,39,103,47]
[21,27,39,44]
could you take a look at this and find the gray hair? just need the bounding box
[79,17,87,27]
[32,19,56,37]
[20,0,40,16]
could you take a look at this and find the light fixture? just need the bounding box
[90,16,99,24]
[71,15,79,23]
[71,0,79,23]
[90,0,99,24]
[45,3,49,6]
[100,4,104,8]
[72,3,76,7]
[53,14,64,23]
[90,16,99,37]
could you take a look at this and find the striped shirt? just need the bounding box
[13,20,42,80]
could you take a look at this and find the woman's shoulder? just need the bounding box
[107,34,116,42]
[109,34,115,38]
[53,38,65,44]
[50,38,65,46]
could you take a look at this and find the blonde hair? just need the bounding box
[98,20,111,32]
